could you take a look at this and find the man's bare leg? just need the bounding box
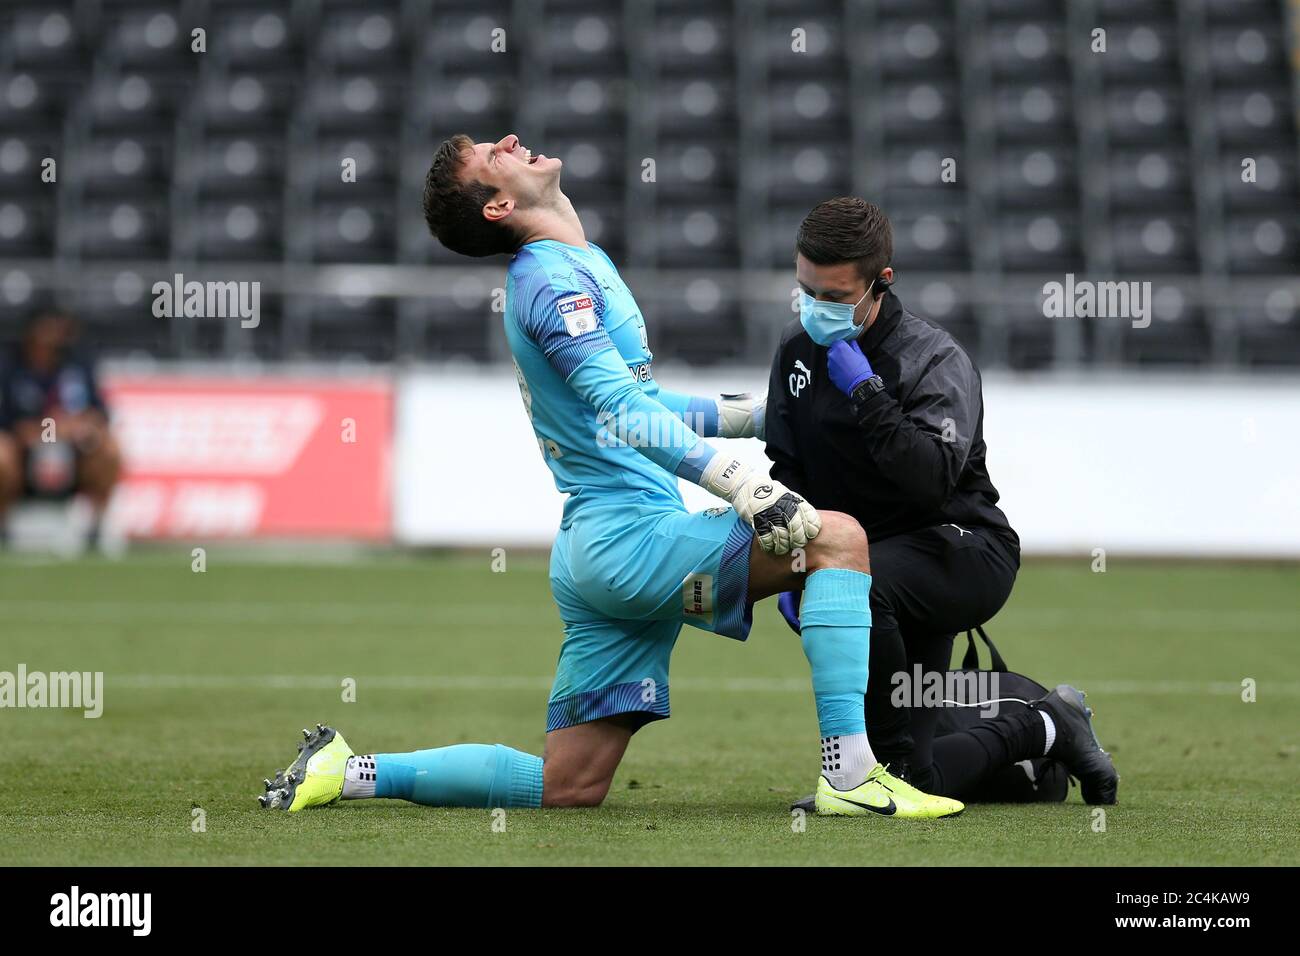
[0,432,21,539]
[749,510,964,818]
[259,712,639,812]
[542,714,640,807]
[543,511,869,810]
[76,429,122,517]
[747,509,870,599]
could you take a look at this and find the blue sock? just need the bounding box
[373,744,543,808]
[799,568,872,737]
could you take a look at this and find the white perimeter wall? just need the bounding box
[395,367,1300,557]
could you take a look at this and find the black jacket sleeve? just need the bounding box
[764,337,808,494]
[850,345,980,510]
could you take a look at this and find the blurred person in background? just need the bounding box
[0,312,122,551]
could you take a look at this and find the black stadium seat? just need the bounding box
[1098,25,1180,81]
[996,147,1077,209]
[892,212,969,272]
[72,199,168,259]
[1226,216,1298,275]
[653,203,736,268]
[993,84,1073,141]
[424,14,515,74]
[211,8,296,68]
[654,140,736,199]
[185,137,285,197]
[1104,85,1184,144]
[179,200,281,260]
[6,8,81,68]
[996,213,1081,272]
[652,15,733,75]
[879,144,966,210]
[69,136,170,196]
[0,135,54,195]
[767,80,848,137]
[759,142,852,201]
[305,75,402,133]
[412,77,517,134]
[1107,150,1191,210]
[544,14,624,74]
[309,137,398,195]
[308,201,396,263]
[877,21,956,79]
[879,81,963,140]
[0,198,54,256]
[533,76,624,130]
[1110,214,1199,273]
[987,21,1068,81]
[1206,26,1287,83]
[1237,284,1300,365]
[1220,152,1297,211]
[198,74,292,131]
[316,9,405,69]
[1213,88,1292,145]
[575,199,625,259]
[652,79,734,131]
[0,73,68,130]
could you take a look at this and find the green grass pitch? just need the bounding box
[1,553,1296,866]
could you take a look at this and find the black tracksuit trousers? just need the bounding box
[865,522,1035,795]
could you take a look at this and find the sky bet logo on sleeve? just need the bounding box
[557,294,596,336]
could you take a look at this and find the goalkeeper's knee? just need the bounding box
[804,512,870,574]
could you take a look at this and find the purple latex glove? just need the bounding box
[826,339,875,396]
[777,590,802,635]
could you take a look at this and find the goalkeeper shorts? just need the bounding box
[545,503,754,732]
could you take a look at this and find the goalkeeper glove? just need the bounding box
[717,393,766,441]
[700,456,820,555]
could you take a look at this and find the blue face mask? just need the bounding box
[799,281,874,346]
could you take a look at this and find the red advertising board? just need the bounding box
[101,376,392,539]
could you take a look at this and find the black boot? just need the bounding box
[1031,685,1119,805]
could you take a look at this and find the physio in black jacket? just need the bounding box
[766,198,1118,801]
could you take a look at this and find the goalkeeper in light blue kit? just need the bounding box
[258,134,962,820]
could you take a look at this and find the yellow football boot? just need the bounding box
[258,724,354,812]
[815,763,965,819]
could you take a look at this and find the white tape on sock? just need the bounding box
[342,754,377,800]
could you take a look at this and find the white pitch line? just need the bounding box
[105,674,1300,696]
[0,600,524,623]
[3,600,1297,631]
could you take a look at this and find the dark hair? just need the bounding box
[796,197,893,283]
[422,134,519,258]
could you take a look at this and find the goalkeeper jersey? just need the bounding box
[504,238,718,529]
